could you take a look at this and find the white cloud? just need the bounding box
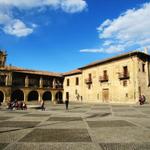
[0,0,87,37]
[80,49,103,53]
[0,0,61,9]
[97,19,112,31]
[81,2,150,53]
[0,12,34,37]
[0,0,87,12]
[61,0,87,13]
[3,19,33,37]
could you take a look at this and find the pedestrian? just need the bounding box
[81,96,83,102]
[23,101,27,110]
[139,95,146,105]
[65,99,69,110]
[19,101,23,110]
[41,100,45,111]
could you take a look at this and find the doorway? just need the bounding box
[102,89,109,102]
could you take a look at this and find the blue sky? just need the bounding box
[0,0,150,72]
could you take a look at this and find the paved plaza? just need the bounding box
[1,102,150,150]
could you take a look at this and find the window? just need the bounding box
[123,80,127,86]
[75,89,78,94]
[88,84,91,89]
[67,79,70,86]
[123,66,128,77]
[89,73,92,79]
[123,66,128,74]
[125,93,128,97]
[142,63,145,72]
[103,70,107,78]
[76,77,79,85]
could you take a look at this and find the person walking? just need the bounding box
[139,95,146,105]
[41,100,45,111]
[65,99,69,110]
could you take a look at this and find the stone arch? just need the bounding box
[28,91,39,101]
[55,91,63,103]
[0,91,4,102]
[11,89,24,101]
[42,91,52,101]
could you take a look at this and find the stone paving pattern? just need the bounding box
[0,102,150,150]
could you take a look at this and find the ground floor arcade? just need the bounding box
[0,88,63,104]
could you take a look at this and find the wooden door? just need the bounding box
[102,89,109,102]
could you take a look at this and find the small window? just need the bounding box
[89,73,92,79]
[123,66,128,75]
[103,70,108,79]
[88,84,91,89]
[104,70,107,76]
[142,63,145,72]
[67,79,70,86]
[75,89,78,94]
[76,77,79,85]
[125,93,128,97]
[123,80,127,86]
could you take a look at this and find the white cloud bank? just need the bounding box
[0,0,87,37]
[80,2,150,53]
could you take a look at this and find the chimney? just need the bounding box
[144,47,148,54]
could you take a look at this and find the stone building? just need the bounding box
[1,50,150,104]
[0,50,63,103]
[63,51,150,104]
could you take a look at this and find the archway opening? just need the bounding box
[0,91,4,102]
[55,91,63,103]
[43,91,52,101]
[11,90,24,101]
[28,91,39,101]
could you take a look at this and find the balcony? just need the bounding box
[85,78,92,84]
[29,78,39,88]
[99,75,109,82]
[12,78,25,87]
[43,80,52,88]
[53,82,63,89]
[118,72,130,80]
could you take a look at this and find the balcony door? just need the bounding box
[123,66,128,76]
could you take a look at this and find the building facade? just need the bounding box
[63,51,150,104]
[0,51,64,104]
[1,50,150,104]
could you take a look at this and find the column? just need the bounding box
[25,75,29,87]
[5,75,8,86]
[53,78,56,88]
[52,92,56,103]
[7,74,12,86]
[39,77,43,88]
[38,92,42,102]
[24,91,28,102]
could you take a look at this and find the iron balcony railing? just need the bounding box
[85,78,92,84]
[99,75,109,82]
[118,72,130,80]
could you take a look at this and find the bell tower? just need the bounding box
[0,50,7,67]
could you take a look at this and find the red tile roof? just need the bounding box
[79,51,150,69]
[0,66,62,77]
[63,69,82,76]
